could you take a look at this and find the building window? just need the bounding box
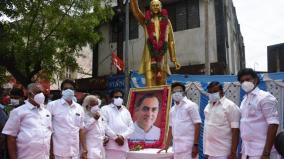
[65,67,72,79]
[129,14,139,40]
[165,0,200,31]
[110,12,139,42]
[110,19,118,43]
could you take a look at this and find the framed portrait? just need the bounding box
[127,85,172,149]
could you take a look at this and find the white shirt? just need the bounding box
[240,87,279,156]
[101,104,134,152]
[169,97,201,153]
[84,113,106,159]
[2,101,52,159]
[47,98,85,157]
[129,122,160,143]
[203,97,241,157]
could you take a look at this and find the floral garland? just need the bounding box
[145,9,169,79]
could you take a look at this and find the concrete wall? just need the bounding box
[76,44,93,79]
[96,0,218,76]
[50,45,93,90]
[225,0,244,75]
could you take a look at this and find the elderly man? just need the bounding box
[129,93,161,143]
[2,83,52,159]
[237,68,279,159]
[101,89,134,159]
[47,79,87,159]
[82,95,107,159]
[159,82,201,159]
[203,81,240,159]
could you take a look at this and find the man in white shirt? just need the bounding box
[82,95,107,159]
[237,68,279,159]
[101,89,134,159]
[203,81,240,159]
[2,83,52,159]
[129,93,160,143]
[159,82,201,159]
[47,79,87,159]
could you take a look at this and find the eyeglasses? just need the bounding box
[32,91,43,95]
[113,96,123,99]
[62,87,75,91]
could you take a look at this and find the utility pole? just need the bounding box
[124,0,130,95]
[117,0,124,74]
[204,0,211,75]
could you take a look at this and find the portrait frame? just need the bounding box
[127,85,172,150]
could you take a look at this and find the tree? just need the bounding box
[0,0,113,87]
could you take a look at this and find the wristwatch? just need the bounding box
[262,151,270,157]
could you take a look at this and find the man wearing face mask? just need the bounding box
[101,89,134,159]
[237,68,279,159]
[159,82,201,159]
[47,79,87,159]
[203,81,240,159]
[2,83,52,159]
[82,95,108,159]
[9,88,25,108]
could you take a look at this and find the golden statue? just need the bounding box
[130,0,181,87]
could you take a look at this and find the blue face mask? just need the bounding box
[0,104,4,109]
[62,89,75,102]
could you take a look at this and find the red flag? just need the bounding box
[112,52,125,71]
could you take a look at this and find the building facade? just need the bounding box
[92,0,245,76]
[50,0,245,90]
[267,43,284,72]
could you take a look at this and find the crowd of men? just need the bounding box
[0,68,282,159]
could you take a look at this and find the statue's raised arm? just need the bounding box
[130,0,145,25]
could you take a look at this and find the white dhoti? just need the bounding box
[174,151,198,159]
[54,155,78,159]
[105,149,127,159]
[241,151,280,159]
[208,156,227,159]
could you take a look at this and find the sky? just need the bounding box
[232,0,284,71]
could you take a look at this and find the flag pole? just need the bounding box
[124,0,130,96]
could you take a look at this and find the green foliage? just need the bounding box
[0,67,7,86]
[0,0,113,86]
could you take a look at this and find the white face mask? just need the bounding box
[113,97,123,106]
[172,92,184,102]
[34,93,45,106]
[97,98,102,106]
[72,96,77,103]
[90,105,100,114]
[208,92,221,103]
[10,99,20,106]
[62,89,75,102]
[241,81,255,93]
